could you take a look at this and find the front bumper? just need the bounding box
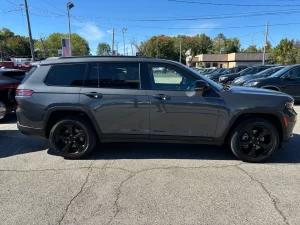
[282,108,297,142]
[17,122,46,139]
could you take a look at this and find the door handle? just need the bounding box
[84,92,103,99]
[152,94,170,100]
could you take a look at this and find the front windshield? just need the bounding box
[239,67,254,75]
[269,65,293,78]
[183,65,223,91]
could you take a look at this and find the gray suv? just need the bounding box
[16,56,297,162]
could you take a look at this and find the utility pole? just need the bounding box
[112,29,115,56]
[40,37,46,58]
[0,42,3,65]
[67,2,74,56]
[116,42,119,55]
[131,43,133,56]
[126,47,128,56]
[24,0,35,61]
[262,21,269,65]
[122,28,127,55]
[179,40,182,63]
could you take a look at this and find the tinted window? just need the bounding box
[84,63,140,89]
[84,63,99,87]
[2,71,26,81]
[148,63,196,90]
[288,67,300,79]
[45,64,87,86]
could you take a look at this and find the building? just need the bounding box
[192,52,269,68]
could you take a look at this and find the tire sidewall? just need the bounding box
[230,120,279,163]
[49,118,95,159]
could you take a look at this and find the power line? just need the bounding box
[42,0,66,14]
[268,34,277,46]
[168,0,300,7]
[5,0,18,6]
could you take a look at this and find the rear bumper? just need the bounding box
[17,122,46,139]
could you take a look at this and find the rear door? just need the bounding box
[145,63,220,141]
[280,66,300,100]
[79,62,149,140]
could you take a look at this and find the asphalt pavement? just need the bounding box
[0,107,299,225]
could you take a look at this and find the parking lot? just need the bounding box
[0,107,299,225]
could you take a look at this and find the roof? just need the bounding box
[37,56,177,66]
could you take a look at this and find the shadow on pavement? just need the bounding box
[49,134,300,163]
[0,130,49,158]
[0,113,17,125]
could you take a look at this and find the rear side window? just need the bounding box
[45,64,87,86]
[84,62,140,89]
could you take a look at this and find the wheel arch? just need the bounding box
[224,112,285,143]
[43,106,102,139]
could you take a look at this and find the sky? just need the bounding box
[1,0,300,55]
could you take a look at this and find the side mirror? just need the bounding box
[283,73,292,80]
[194,80,209,92]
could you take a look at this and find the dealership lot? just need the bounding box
[0,107,299,225]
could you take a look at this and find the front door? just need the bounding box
[145,63,220,141]
[280,66,300,100]
[80,62,149,140]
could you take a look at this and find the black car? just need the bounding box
[243,64,300,101]
[16,56,297,162]
[206,66,248,83]
[232,66,285,86]
[0,68,26,119]
[219,65,275,86]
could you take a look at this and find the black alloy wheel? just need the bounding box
[49,117,96,159]
[230,119,279,162]
[55,124,87,154]
[238,125,274,158]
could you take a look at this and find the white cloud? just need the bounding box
[74,22,105,41]
[186,22,220,36]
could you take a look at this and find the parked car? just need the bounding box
[232,66,285,86]
[16,56,297,162]
[243,64,300,101]
[206,66,248,83]
[219,65,275,86]
[0,68,26,119]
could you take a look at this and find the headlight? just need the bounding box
[219,76,227,81]
[244,81,259,87]
[285,101,294,109]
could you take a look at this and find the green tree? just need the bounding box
[145,35,177,60]
[269,38,297,65]
[96,43,111,56]
[212,33,226,53]
[0,28,31,58]
[243,45,260,53]
[224,37,241,53]
[35,33,90,57]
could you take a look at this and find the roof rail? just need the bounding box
[58,55,153,59]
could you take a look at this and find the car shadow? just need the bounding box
[0,113,17,125]
[49,134,300,164]
[1,124,299,163]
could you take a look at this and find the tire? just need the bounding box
[229,118,280,163]
[49,116,97,159]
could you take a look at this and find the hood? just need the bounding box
[243,76,275,84]
[219,73,238,78]
[228,86,293,100]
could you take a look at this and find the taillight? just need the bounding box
[0,84,19,89]
[16,89,34,96]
